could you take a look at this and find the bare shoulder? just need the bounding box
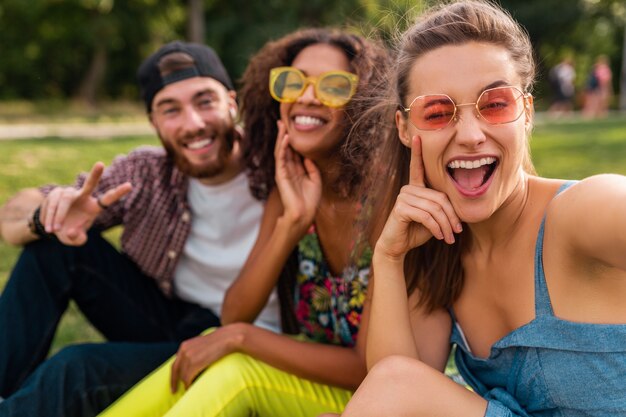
[546,174,626,266]
[548,174,626,217]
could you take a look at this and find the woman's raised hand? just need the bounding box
[375,136,462,261]
[274,121,322,231]
[40,162,132,245]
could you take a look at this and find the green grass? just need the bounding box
[531,116,626,178]
[0,115,625,353]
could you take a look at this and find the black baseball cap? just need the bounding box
[137,41,234,112]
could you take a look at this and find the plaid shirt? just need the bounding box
[42,146,196,297]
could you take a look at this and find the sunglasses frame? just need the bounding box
[269,66,359,108]
[403,86,532,131]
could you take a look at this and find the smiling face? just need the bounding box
[396,42,533,223]
[150,76,238,182]
[279,43,352,161]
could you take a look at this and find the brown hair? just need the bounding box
[367,0,537,312]
[239,28,390,200]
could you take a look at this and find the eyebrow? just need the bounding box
[483,80,510,91]
[422,97,454,109]
[193,89,218,100]
[154,88,218,110]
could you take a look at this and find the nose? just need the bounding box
[453,106,486,148]
[181,106,206,134]
[296,81,321,106]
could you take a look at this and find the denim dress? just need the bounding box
[451,182,626,417]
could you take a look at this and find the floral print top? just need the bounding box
[294,224,372,347]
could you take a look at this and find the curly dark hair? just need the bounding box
[239,28,391,200]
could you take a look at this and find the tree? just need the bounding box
[187,0,205,43]
[0,0,623,108]
[0,0,186,104]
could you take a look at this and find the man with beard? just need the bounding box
[0,41,279,416]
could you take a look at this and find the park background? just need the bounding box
[0,0,625,352]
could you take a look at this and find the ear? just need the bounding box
[228,91,238,120]
[148,112,157,129]
[395,109,411,148]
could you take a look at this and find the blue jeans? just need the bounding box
[0,231,220,416]
[0,342,178,417]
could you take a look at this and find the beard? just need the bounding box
[160,121,237,179]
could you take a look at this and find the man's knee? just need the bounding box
[21,230,106,259]
[21,236,68,260]
[40,344,106,384]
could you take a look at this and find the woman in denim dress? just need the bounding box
[328,1,626,416]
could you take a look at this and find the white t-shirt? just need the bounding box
[174,174,281,332]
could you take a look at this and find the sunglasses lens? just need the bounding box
[317,73,355,107]
[270,68,358,107]
[477,87,524,124]
[407,87,526,130]
[410,95,455,130]
[270,69,304,102]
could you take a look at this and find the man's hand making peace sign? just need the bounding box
[39,162,132,246]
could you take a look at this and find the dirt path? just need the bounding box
[0,121,153,140]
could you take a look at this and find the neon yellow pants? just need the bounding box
[98,351,352,417]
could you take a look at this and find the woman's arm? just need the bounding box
[172,316,368,392]
[407,291,452,372]
[366,136,458,371]
[222,125,322,324]
[221,189,306,324]
[366,257,419,366]
[366,262,451,372]
[176,276,372,391]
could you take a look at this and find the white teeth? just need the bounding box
[294,116,324,126]
[447,157,496,169]
[186,138,213,150]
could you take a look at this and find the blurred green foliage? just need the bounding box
[0,0,623,107]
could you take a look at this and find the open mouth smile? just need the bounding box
[447,156,498,197]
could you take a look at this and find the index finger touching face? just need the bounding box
[409,135,426,187]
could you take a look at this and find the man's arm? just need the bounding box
[0,188,44,246]
[0,162,131,247]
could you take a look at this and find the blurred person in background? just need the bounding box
[583,54,613,118]
[548,56,575,117]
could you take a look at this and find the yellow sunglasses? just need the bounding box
[269,66,359,108]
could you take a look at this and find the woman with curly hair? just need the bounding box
[98,27,389,417]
